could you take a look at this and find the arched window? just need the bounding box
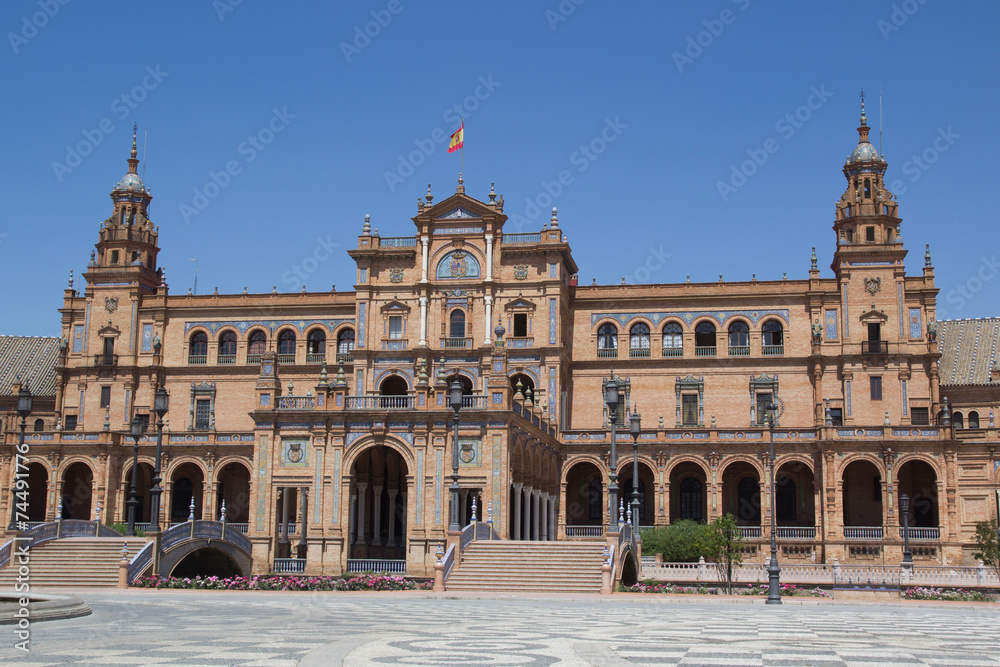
[306,330,326,362]
[695,322,716,356]
[728,321,749,351]
[762,320,783,354]
[277,331,296,362]
[188,332,208,364]
[33,418,44,432]
[969,411,980,429]
[218,331,237,364]
[679,477,703,522]
[953,411,964,429]
[449,310,466,339]
[662,322,683,356]
[337,329,355,360]
[510,373,535,398]
[629,323,650,358]
[597,323,618,357]
[247,330,267,360]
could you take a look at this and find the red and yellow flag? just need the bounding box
[448,124,464,153]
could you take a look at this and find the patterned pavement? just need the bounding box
[2,590,999,666]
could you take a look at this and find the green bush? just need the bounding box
[640,520,711,562]
[109,522,145,537]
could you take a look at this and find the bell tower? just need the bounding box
[831,93,905,275]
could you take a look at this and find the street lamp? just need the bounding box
[765,401,782,605]
[603,372,620,531]
[126,416,143,537]
[7,384,33,530]
[149,386,169,532]
[448,378,464,532]
[900,493,913,565]
[629,405,641,528]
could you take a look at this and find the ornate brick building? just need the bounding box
[2,108,999,577]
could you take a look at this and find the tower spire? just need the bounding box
[127,123,139,175]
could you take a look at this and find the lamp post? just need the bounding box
[7,384,33,530]
[149,386,169,532]
[126,416,143,537]
[602,373,620,531]
[765,401,782,605]
[629,405,641,528]
[900,493,913,565]
[448,378,464,532]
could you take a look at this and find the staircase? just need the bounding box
[445,541,606,593]
[0,537,148,588]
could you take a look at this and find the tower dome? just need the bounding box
[112,124,147,195]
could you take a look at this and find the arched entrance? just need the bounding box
[446,373,474,395]
[670,462,707,523]
[61,462,93,520]
[170,463,204,523]
[842,460,883,527]
[564,461,603,529]
[350,445,408,560]
[721,461,760,526]
[122,462,154,523]
[171,547,244,578]
[896,459,938,528]
[776,461,815,527]
[510,373,535,399]
[619,461,655,527]
[216,462,251,523]
[27,463,47,522]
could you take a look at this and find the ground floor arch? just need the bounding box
[61,462,93,520]
[216,462,251,523]
[721,461,761,525]
[170,463,205,523]
[842,459,883,527]
[776,460,816,526]
[121,461,154,524]
[27,462,47,522]
[670,461,707,524]
[896,459,939,527]
[170,547,245,579]
[564,460,603,528]
[350,444,409,561]
[619,461,655,526]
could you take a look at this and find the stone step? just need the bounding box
[0,537,148,588]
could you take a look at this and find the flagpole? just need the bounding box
[460,117,464,185]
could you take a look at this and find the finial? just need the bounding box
[457,172,464,194]
[89,250,96,267]
[220,499,227,523]
[425,184,433,205]
[362,214,371,235]
[271,285,277,294]
[242,286,248,294]
[188,495,196,521]
[488,182,497,204]
[811,246,818,270]
[131,123,138,159]
[470,495,477,523]
[214,286,219,295]
[103,407,110,431]
[925,243,932,267]
[619,500,625,525]
[68,269,74,290]
[318,361,329,386]
[301,284,306,293]
[550,207,559,229]
[335,360,346,386]
[860,88,867,125]
[94,499,101,521]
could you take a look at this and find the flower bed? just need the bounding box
[902,587,995,602]
[133,574,431,591]
[623,580,830,597]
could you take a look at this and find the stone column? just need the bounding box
[419,296,428,347]
[539,493,548,540]
[372,484,383,546]
[348,491,357,545]
[387,488,398,546]
[420,236,430,282]
[279,488,290,559]
[162,481,172,526]
[522,485,532,540]
[356,482,368,546]
[532,489,541,541]
[484,234,494,281]
[459,489,468,526]
[484,295,493,346]
[512,482,522,540]
[549,497,557,541]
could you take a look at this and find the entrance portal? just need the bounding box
[350,445,408,561]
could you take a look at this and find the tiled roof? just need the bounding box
[0,336,61,397]
[938,318,1000,386]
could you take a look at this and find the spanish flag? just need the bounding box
[448,123,464,153]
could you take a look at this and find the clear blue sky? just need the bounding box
[2,1,997,335]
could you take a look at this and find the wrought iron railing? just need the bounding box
[345,395,415,410]
[862,340,889,354]
[565,525,604,537]
[762,345,784,356]
[661,346,683,357]
[93,354,118,367]
[597,348,618,358]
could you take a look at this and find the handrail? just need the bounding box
[22,520,123,548]
[460,523,476,551]
[606,543,616,583]
[128,541,154,584]
[0,540,11,570]
[442,544,456,580]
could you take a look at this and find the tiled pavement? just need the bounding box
[2,590,999,665]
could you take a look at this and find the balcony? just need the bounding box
[508,337,533,348]
[277,353,295,364]
[247,354,262,365]
[277,396,316,410]
[188,355,208,365]
[306,353,325,363]
[383,339,408,351]
[728,346,750,357]
[629,347,651,359]
[862,340,889,354]
[441,337,471,349]
[462,394,488,409]
[762,345,784,356]
[337,352,354,364]
[776,526,816,540]
[898,526,940,540]
[597,348,618,359]
[217,354,237,365]
[661,346,682,357]
[379,236,418,247]
[345,395,415,410]
[694,346,716,357]
[739,526,762,539]
[93,354,118,367]
[844,526,883,540]
[504,233,541,244]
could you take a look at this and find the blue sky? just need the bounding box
[1,0,997,335]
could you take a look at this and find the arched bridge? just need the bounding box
[128,521,253,583]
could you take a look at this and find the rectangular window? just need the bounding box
[195,399,211,430]
[682,394,699,427]
[756,392,773,425]
[513,313,528,337]
[111,250,119,264]
[866,226,876,242]
[136,414,149,433]
[911,407,929,425]
[100,386,112,409]
[868,323,881,341]
[829,408,843,426]
[846,229,854,243]
[870,376,882,401]
[388,315,402,339]
[63,415,77,431]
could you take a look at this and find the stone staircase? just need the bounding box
[0,537,148,588]
[445,541,606,593]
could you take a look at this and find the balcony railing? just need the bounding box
[630,347,651,359]
[346,559,406,574]
[762,345,784,356]
[247,354,262,364]
[862,340,889,354]
[277,353,295,364]
[277,396,316,410]
[337,352,354,363]
[188,355,208,365]
[776,526,816,540]
[695,346,716,357]
[661,346,683,357]
[272,558,306,573]
[441,337,472,349]
[565,525,604,538]
[898,526,940,540]
[728,345,750,357]
[462,395,488,409]
[508,337,533,348]
[306,352,325,363]
[345,395,415,410]
[379,236,418,247]
[504,233,541,244]
[382,339,408,351]
[738,526,762,539]
[844,526,883,540]
[597,348,618,359]
[93,354,118,367]
[217,354,237,365]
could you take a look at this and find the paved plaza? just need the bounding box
[2,591,999,665]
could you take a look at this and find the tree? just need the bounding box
[973,519,1000,582]
[698,514,744,594]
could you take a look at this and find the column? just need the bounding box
[298,488,308,558]
[522,485,532,540]
[348,491,357,545]
[420,236,430,282]
[539,493,548,541]
[512,482,522,540]
[484,234,494,281]
[484,295,494,346]
[356,482,368,546]
[163,481,172,526]
[279,488,290,558]
[372,484,383,546]
[532,489,541,541]
[419,297,428,347]
[549,497,556,541]
[387,489,398,546]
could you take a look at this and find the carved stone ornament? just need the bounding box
[514,265,529,280]
[864,277,881,295]
[104,296,119,313]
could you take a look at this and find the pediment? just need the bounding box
[504,298,536,311]
[859,306,888,324]
[97,323,121,337]
[380,300,411,313]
